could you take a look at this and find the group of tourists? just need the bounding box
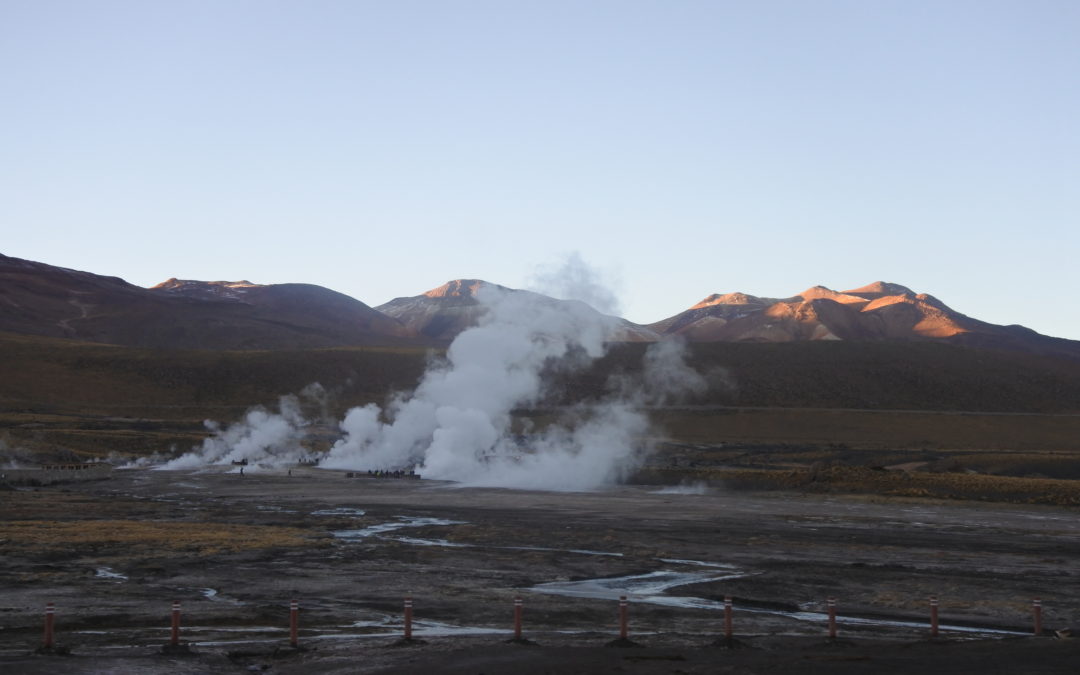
[366,469,416,478]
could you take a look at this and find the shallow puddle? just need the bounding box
[332,516,466,540]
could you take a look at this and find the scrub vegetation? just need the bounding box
[3,331,1080,505]
[0,520,325,558]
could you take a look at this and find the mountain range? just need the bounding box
[2,252,1078,359]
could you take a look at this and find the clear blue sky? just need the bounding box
[3,1,1077,337]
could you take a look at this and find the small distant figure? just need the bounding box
[239,466,244,476]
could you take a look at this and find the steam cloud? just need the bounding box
[156,258,707,490]
[157,385,327,472]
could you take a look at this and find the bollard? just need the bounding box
[513,597,523,640]
[827,597,837,639]
[404,596,413,640]
[724,596,733,641]
[930,596,939,638]
[43,602,55,650]
[618,596,629,640]
[1033,598,1042,636]
[289,599,299,648]
[170,601,181,646]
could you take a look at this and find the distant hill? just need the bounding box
[574,340,1080,413]
[650,281,1080,360]
[0,254,414,350]
[4,327,1080,462]
[2,331,1079,421]
[0,330,431,420]
[376,279,659,342]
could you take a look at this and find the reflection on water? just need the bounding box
[332,516,465,540]
[533,565,1025,638]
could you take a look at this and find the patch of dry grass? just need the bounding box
[1,492,165,520]
[650,409,1080,452]
[0,519,328,556]
[642,466,1080,506]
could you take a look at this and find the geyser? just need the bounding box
[157,387,325,471]
[158,258,706,490]
[320,280,653,490]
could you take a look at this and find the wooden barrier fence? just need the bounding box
[31,594,1054,653]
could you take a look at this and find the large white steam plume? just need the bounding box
[155,257,708,490]
[320,276,641,490]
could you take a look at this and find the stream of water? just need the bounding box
[332,515,1028,639]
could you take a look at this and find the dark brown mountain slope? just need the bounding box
[550,340,1080,414]
[4,330,1080,419]
[0,253,414,349]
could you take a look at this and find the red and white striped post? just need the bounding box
[513,597,523,640]
[404,596,413,640]
[827,597,837,639]
[1033,598,1042,636]
[289,599,299,648]
[930,596,939,638]
[618,596,629,640]
[723,596,733,641]
[43,602,55,649]
[170,601,181,646]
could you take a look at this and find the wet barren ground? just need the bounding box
[2,467,1079,673]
